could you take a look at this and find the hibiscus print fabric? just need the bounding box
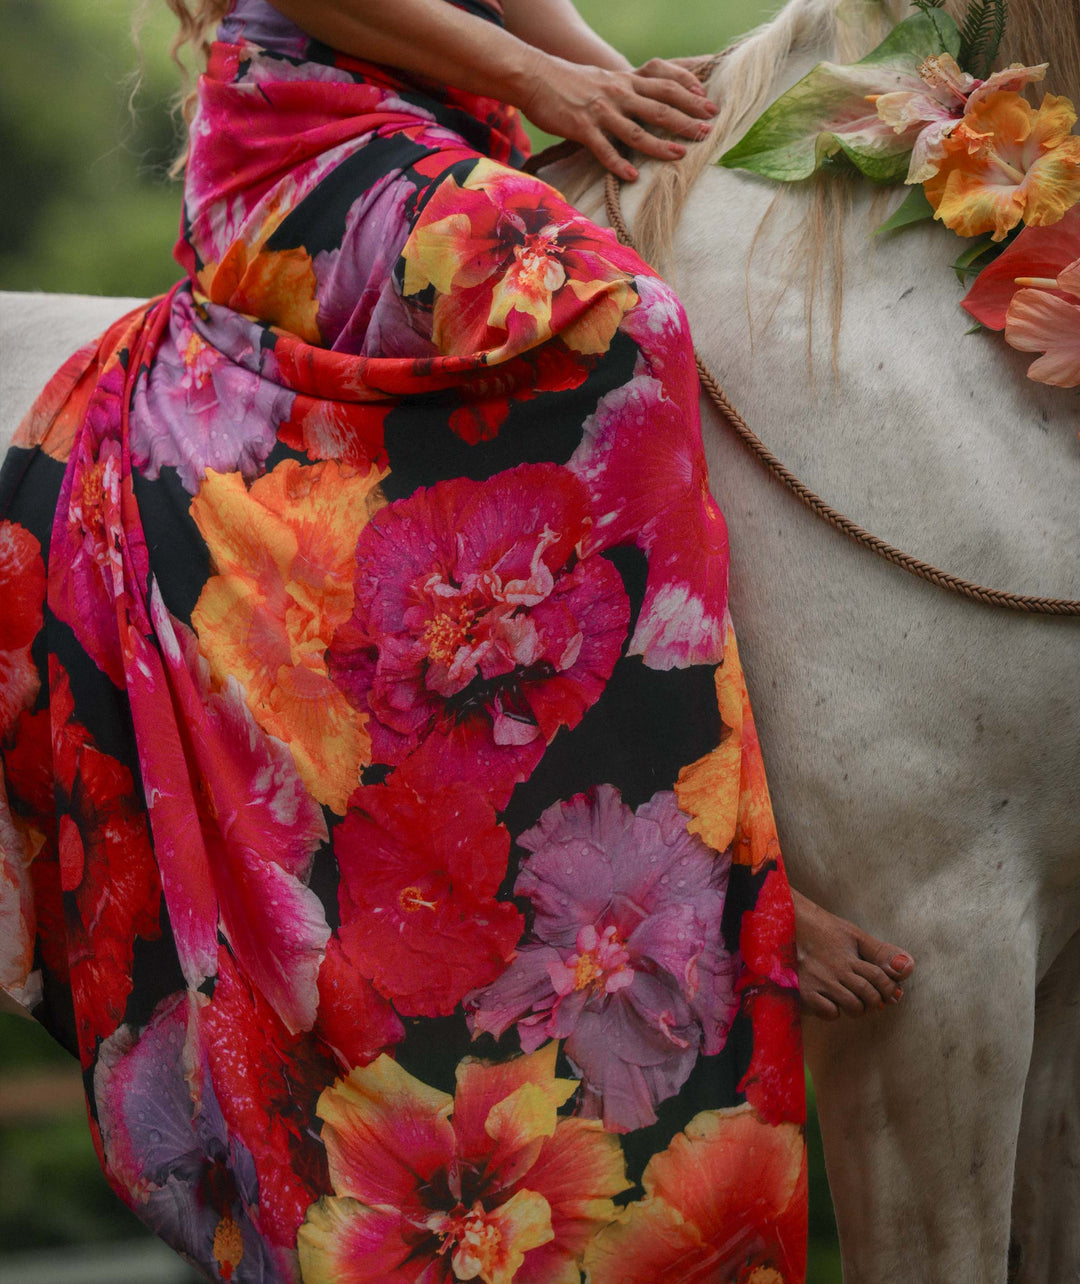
[0,0,806,1279]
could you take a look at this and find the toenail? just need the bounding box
[891,954,911,971]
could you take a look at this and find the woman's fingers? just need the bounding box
[633,64,715,119]
[582,126,639,182]
[601,109,690,164]
[626,88,714,140]
[518,55,717,178]
[635,56,708,99]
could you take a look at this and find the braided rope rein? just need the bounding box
[603,170,1080,616]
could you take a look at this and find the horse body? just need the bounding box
[548,15,1080,1281]
[2,6,1079,1275]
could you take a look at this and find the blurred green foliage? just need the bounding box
[1,0,841,1279]
[0,0,777,297]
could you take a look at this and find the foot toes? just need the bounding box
[802,991,840,1021]
[841,972,888,1012]
[852,958,900,1002]
[858,937,914,981]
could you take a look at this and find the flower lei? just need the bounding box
[720,0,1080,394]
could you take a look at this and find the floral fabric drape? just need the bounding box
[0,0,807,1279]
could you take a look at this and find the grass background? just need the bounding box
[0,0,843,1279]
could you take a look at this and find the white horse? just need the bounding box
[2,0,1078,1277]
[546,0,1080,1279]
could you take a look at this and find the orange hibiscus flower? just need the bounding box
[923,91,1080,241]
[196,185,322,343]
[675,629,781,872]
[583,1104,807,1284]
[191,458,386,813]
[298,1042,630,1284]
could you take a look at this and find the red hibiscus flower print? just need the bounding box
[199,948,340,1251]
[2,708,63,999]
[50,661,162,1066]
[327,462,630,809]
[297,1042,630,1283]
[0,521,45,740]
[401,158,641,363]
[332,773,523,1018]
[737,868,805,1128]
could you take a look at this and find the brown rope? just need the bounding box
[604,170,1080,617]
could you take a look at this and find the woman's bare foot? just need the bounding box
[791,889,914,1020]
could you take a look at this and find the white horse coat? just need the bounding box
[2,4,1079,1278]
[543,9,1080,1281]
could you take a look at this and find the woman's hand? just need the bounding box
[514,51,717,181]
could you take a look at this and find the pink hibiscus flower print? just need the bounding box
[568,367,729,671]
[134,593,331,1034]
[297,1042,630,1284]
[327,462,630,809]
[465,785,740,1134]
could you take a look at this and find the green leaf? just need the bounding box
[958,0,1008,78]
[719,10,961,184]
[873,183,935,233]
[951,235,996,282]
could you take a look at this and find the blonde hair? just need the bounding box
[162,0,230,174]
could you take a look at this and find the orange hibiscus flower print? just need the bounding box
[675,629,780,872]
[191,457,386,813]
[583,1103,807,1284]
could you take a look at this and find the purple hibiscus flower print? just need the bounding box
[130,292,295,495]
[465,785,739,1133]
[94,991,294,1281]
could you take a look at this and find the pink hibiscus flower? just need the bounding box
[962,204,1080,387]
[297,1042,630,1284]
[465,786,740,1133]
[568,368,729,670]
[131,592,331,1034]
[48,357,136,688]
[327,462,630,809]
[874,54,1047,184]
[331,772,524,1018]
[962,203,1080,329]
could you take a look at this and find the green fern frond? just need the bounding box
[958,0,1008,78]
[910,0,946,12]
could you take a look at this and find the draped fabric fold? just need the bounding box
[0,1,807,1278]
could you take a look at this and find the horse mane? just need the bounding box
[626,0,1080,285]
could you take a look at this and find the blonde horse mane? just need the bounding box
[623,0,1080,353]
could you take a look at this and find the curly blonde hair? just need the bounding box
[162,0,230,172]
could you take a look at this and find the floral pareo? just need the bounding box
[0,0,806,1280]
